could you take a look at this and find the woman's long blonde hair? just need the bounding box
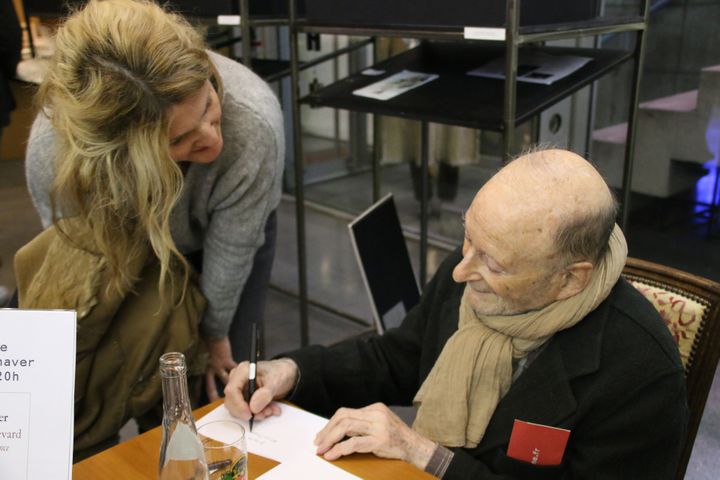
[37,0,221,303]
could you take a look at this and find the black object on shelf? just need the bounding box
[305,0,598,30]
[304,41,632,131]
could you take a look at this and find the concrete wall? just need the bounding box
[595,0,720,128]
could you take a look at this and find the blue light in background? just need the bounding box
[695,108,720,214]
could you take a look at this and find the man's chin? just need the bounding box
[467,296,506,317]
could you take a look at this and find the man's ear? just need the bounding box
[555,261,594,301]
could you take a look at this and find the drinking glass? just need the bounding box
[197,420,248,480]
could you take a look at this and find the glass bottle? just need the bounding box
[158,352,209,480]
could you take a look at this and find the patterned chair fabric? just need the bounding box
[625,278,707,371]
[622,257,720,480]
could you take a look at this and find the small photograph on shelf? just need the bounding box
[353,69,439,101]
[467,51,593,86]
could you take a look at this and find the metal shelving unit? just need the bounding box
[287,0,651,346]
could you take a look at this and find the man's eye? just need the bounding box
[484,255,503,273]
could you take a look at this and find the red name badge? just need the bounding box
[506,419,571,466]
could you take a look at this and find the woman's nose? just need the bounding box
[197,121,220,146]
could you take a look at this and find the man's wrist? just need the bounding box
[423,444,454,478]
[405,435,438,471]
[276,358,300,398]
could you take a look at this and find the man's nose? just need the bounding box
[452,251,480,283]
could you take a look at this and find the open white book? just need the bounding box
[197,403,360,480]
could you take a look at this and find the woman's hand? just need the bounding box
[205,336,237,401]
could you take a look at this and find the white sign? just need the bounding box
[463,26,506,41]
[0,310,76,480]
[217,15,241,25]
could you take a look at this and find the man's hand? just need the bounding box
[224,358,299,421]
[314,403,436,470]
[205,336,238,401]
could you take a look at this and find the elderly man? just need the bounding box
[225,149,687,478]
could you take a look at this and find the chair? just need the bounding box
[622,257,720,480]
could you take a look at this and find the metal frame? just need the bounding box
[288,0,652,346]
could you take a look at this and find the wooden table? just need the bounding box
[72,401,435,479]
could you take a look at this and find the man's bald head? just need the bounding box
[482,148,617,265]
[455,149,616,314]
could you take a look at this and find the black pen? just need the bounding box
[248,322,258,432]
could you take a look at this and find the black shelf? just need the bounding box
[239,58,293,81]
[303,41,632,131]
[295,16,645,43]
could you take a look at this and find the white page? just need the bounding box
[256,452,361,480]
[0,310,76,480]
[353,70,439,101]
[197,402,328,462]
[467,52,592,85]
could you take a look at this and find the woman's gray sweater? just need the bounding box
[25,51,285,339]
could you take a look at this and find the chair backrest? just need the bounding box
[622,257,720,480]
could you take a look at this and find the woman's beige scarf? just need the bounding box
[412,225,628,448]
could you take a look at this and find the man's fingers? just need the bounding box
[224,386,251,420]
[322,436,374,461]
[224,360,292,423]
[248,386,274,415]
[224,363,251,420]
[316,415,371,454]
[261,404,281,418]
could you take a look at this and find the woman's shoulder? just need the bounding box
[209,51,282,129]
[209,52,284,168]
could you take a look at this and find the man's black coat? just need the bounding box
[286,249,688,479]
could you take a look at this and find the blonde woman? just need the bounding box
[24,0,284,406]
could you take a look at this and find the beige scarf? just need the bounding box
[412,225,628,448]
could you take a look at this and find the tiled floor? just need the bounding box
[2,157,719,478]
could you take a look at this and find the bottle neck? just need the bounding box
[161,373,193,421]
[159,352,194,424]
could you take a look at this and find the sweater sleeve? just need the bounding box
[25,113,58,229]
[198,100,284,339]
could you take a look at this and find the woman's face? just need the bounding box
[167,80,223,164]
